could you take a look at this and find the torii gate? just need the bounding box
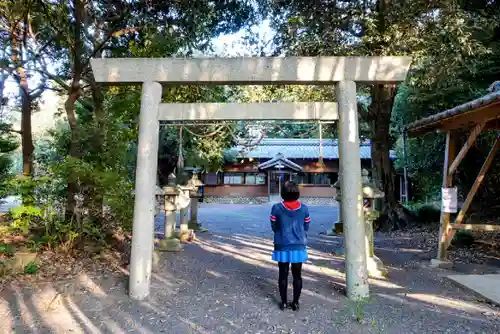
[90,56,412,301]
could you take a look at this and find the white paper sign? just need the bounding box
[441,187,458,213]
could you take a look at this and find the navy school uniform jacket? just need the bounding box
[270,201,311,251]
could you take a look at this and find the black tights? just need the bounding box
[278,262,302,304]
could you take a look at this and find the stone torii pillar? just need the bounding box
[128,82,162,300]
[336,80,369,300]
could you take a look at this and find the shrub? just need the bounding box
[451,230,475,247]
[9,205,43,236]
[24,263,38,275]
[406,202,441,224]
[0,243,14,257]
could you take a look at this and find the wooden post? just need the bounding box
[448,123,485,175]
[445,134,500,248]
[437,131,457,261]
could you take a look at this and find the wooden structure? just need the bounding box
[405,81,500,261]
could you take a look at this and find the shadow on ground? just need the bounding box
[1,204,500,333]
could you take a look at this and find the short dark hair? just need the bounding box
[281,181,300,201]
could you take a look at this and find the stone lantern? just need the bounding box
[167,172,177,186]
[361,169,386,278]
[332,173,343,235]
[186,172,206,232]
[157,173,183,252]
[332,169,386,278]
[155,186,165,217]
[177,180,194,234]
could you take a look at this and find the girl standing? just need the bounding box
[270,181,310,311]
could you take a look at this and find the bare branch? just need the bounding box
[37,69,69,89]
[29,54,49,99]
[10,72,30,100]
[38,68,94,111]
[30,86,46,99]
[43,85,65,93]
[82,26,139,70]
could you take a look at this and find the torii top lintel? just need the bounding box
[90,56,412,85]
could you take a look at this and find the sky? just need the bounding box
[212,19,272,55]
[3,19,273,134]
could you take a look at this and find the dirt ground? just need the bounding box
[1,203,500,333]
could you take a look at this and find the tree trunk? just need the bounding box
[88,79,105,222]
[369,84,412,230]
[10,19,35,205]
[64,0,85,221]
[21,89,34,177]
[10,22,34,177]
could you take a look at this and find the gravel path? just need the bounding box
[1,203,500,333]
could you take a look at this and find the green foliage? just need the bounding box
[390,3,500,203]
[0,243,14,257]
[44,118,137,231]
[0,0,270,253]
[268,0,500,220]
[349,297,371,324]
[24,263,38,275]
[4,171,101,251]
[9,205,43,235]
[393,135,443,200]
[157,85,236,176]
[405,202,441,224]
[0,123,19,198]
[230,85,337,139]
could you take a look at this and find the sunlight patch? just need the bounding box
[206,270,226,278]
[76,273,107,297]
[404,293,497,314]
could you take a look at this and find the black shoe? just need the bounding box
[279,302,288,311]
[290,301,300,311]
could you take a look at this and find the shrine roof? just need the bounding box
[227,138,396,160]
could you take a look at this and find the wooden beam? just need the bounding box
[407,101,500,136]
[437,131,457,261]
[158,102,338,121]
[448,123,485,176]
[451,224,500,232]
[445,134,500,248]
[485,118,500,130]
[435,104,500,133]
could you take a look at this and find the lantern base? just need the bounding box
[367,255,387,278]
[325,229,337,236]
[157,238,183,252]
[179,230,196,243]
[188,221,207,232]
[334,222,344,235]
[152,250,161,272]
